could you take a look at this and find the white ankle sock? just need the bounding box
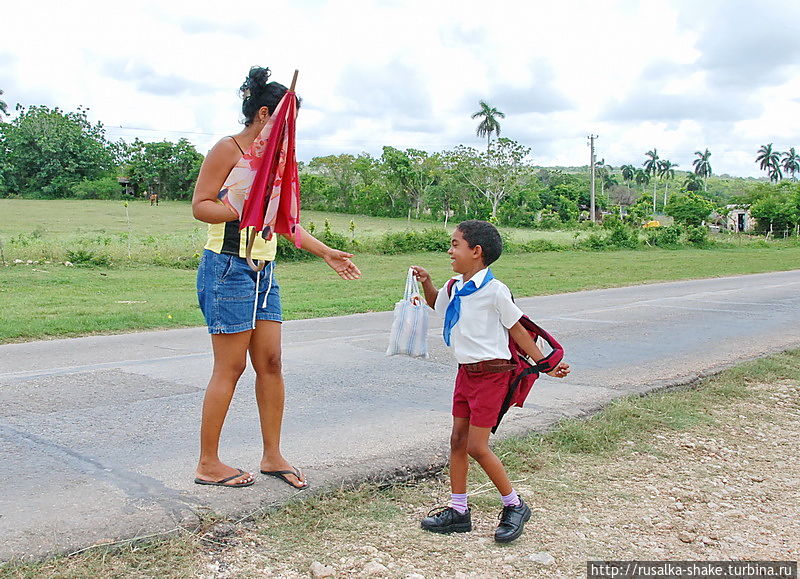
[450,493,468,514]
[501,489,520,507]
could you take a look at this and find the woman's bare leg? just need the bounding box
[195,330,254,485]
[249,320,306,487]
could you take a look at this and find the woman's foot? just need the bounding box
[195,461,254,487]
[259,457,307,489]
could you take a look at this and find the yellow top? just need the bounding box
[205,220,278,261]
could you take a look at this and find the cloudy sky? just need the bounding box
[2,0,798,177]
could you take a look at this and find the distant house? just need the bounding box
[118,177,135,197]
[724,205,752,232]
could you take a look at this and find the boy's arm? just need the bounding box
[410,265,438,309]
[509,321,570,378]
[508,321,545,363]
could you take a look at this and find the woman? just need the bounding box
[192,66,360,488]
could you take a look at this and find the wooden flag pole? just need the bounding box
[290,69,299,91]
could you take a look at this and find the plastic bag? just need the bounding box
[386,268,429,358]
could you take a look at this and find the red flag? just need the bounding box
[239,73,302,251]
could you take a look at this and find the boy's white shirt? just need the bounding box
[433,267,524,364]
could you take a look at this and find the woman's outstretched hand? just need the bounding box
[324,250,361,280]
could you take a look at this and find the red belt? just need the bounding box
[459,359,516,373]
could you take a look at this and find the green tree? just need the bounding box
[471,100,505,151]
[756,143,782,183]
[0,89,8,118]
[381,147,440,219]
[447,138,533,221]
[781,147,799,180]
[634,168,650,195]
[683,172,703,192]
[0,105,113,198]
[642,149,660,211]
[627,194,653,225]
[125,138,203,200]
[620,164,635,184]
[692,148,712,191]
[307,154,359,212]
[664,192,714,226]
[750,188,797,235]
[658,159,678,208]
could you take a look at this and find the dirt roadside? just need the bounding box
[192,378,799,578]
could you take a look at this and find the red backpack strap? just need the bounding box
[517,315,564,373]
[446,278,457,297]
[492,315,565,434]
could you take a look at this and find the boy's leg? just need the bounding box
[449,417,470,494]
[466,424,531,543]
[420,417,473,533]
[465,425,512,496]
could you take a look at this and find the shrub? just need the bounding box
[538,213,564,230]
[379,228,450,254]
[72,176,124,200]
[65,249,112,266]
[576,232,609,250]
[151,254,200,269]
[320,219,349,251]
[275,235,314,262]
[685,225,710,247]
[602,214,622,229]
[516,239,564,252]
[606,226,640,249]
[644,225,682,248]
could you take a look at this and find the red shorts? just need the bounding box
[452,366,511,428]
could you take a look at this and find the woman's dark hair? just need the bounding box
[239,66,300,125]
[457,220,503,266]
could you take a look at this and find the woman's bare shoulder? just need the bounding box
[207,136,240,157]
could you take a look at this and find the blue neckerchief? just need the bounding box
[442,268,495,346]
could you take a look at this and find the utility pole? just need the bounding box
[588,134,598,223]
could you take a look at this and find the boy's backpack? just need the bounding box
[446,278,564,433]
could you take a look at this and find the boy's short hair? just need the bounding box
[457,220,503,266]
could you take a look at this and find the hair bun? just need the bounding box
[240,66,272,99]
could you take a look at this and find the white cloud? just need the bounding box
[1,0,798,176]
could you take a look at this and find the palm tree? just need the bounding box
[471,100,505,151]
[692,149,712,191]
[683,173,703,192]
[0,89,8,118]
[634,168,650,195]
[658,159,678,208]
[755,143,781,182]
[781,147,800,180]
[643,149,660,212]
[621,164,635,183]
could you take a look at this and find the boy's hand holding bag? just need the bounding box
[386,268,430,358]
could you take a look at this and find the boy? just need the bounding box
[411,220,569,543]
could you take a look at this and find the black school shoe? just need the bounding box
[494,497,531,543]
[420,506,472,534]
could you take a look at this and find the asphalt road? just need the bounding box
[2,270,800,560]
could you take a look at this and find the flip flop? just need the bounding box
[194,468,254,488]
[260,467,308,489]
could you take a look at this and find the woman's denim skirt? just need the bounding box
[197,249,282,334]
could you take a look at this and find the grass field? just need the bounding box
[0,199,583,265]
[2,199,800,343]
[3,246,800,343]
